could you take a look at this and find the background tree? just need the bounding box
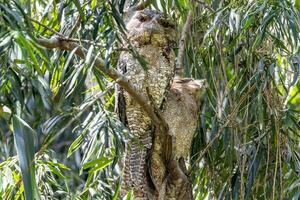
[0,0,300,199]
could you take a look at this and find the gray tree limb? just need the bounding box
[176,9,194,76]
[36,37,168,133]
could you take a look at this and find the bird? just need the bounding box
[164,77,206,159]
[116,8,176,199]
[150,77,207,199]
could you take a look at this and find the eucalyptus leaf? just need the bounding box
[12,115,40,200]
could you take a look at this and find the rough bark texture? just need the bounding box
[35,6,206,199]
[116,7,207,199]
[116,9,176,199]
[151,77,206,200]
[118,76,207,200]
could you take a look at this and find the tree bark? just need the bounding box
[35,11,203,198]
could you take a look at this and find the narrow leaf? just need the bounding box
[12,115,40,200]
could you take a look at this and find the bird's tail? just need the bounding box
[122,134,152,199]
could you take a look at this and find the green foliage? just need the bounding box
[0,0,126,199]
[186,0,300,199]
[12,115,40,200]
[0,0,299,199]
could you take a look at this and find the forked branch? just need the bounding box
[36,37,168,132]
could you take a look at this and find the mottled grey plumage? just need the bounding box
[150,77,206,198]
[116,9,176,199]
[164,77,206,158]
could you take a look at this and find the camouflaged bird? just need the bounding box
[150,77,206,199]
[116,9,176,199]
[164,77,206,159]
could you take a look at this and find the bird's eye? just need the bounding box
[137,14,147,22]
[158,18,175,29]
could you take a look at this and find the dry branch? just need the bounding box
[176,8,194,76]
[125,0,153,11]
[131,0,152,11]
[36,37,167,131]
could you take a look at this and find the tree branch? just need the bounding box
[176,8,194,76]
[36,37,167,131]
[189,83,257,172]
[195,0,214,12]
[28,17,64,37]
[125,0,153,11]
[130,0,153,11]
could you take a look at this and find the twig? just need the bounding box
[68,15,81,37]
[36,36,168,133]
[60,37,129,51]
[190,83,257,169]
[176,7,194,76]
[126,0,153,11]
[28,16,64,37]
[29,16,126,50]
[36,84,115,156]
[195,0,214,12]
[175,1,214,76]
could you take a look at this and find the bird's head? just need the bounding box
[126,9,176,47]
